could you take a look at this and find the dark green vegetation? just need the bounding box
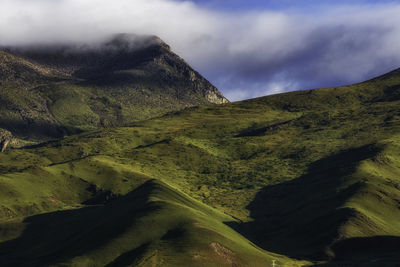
[1,53,400,265]
[0,34,227,141]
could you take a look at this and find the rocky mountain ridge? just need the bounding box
[0,34,228,141]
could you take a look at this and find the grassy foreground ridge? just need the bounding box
[1,67,400,265]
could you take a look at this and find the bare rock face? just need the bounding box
[205,90,229,104]
[0,128,13,152]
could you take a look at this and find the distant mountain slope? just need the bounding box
[0,50,62,85]
[0,34,228,140]
[0,64,400,265]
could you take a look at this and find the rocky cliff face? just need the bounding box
[0,34,228,140]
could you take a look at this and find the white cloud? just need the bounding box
[1,0,400,100]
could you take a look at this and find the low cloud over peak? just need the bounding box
[1,0,400,100]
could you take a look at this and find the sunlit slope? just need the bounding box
[0,68,400,265]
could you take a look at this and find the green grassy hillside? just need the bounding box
[0,68,400,266]
[0,180,304,266]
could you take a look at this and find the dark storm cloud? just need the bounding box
[1,0,400,100]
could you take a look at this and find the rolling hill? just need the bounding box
[1,48,400,265]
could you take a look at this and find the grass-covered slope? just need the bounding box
[0,180,302,267]
[0,34,228,140]
[0,68,400,266]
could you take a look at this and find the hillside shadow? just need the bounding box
[0,119,85,143]
[372,84,400,103]
[0,119,68,140]
[332,236,400,259]
[105,243,151,267]
[0,180,159,267]
[229,144,384,261]
[312,236,400,266]
[235,119,297,137]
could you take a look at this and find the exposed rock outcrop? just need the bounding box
[0,128,13,152]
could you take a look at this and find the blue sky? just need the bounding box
[175,0,400,100]
[2,0,400,101]
[188,0,398,11]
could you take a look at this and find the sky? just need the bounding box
[1,0,400,101]
[189,0,399,11]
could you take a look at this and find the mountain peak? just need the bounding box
[0,33,227,139]
[105,33,171,52]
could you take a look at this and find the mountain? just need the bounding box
[1,54,400,265]
[0,34,228,141]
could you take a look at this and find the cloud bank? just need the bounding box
[1,0,400,100]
